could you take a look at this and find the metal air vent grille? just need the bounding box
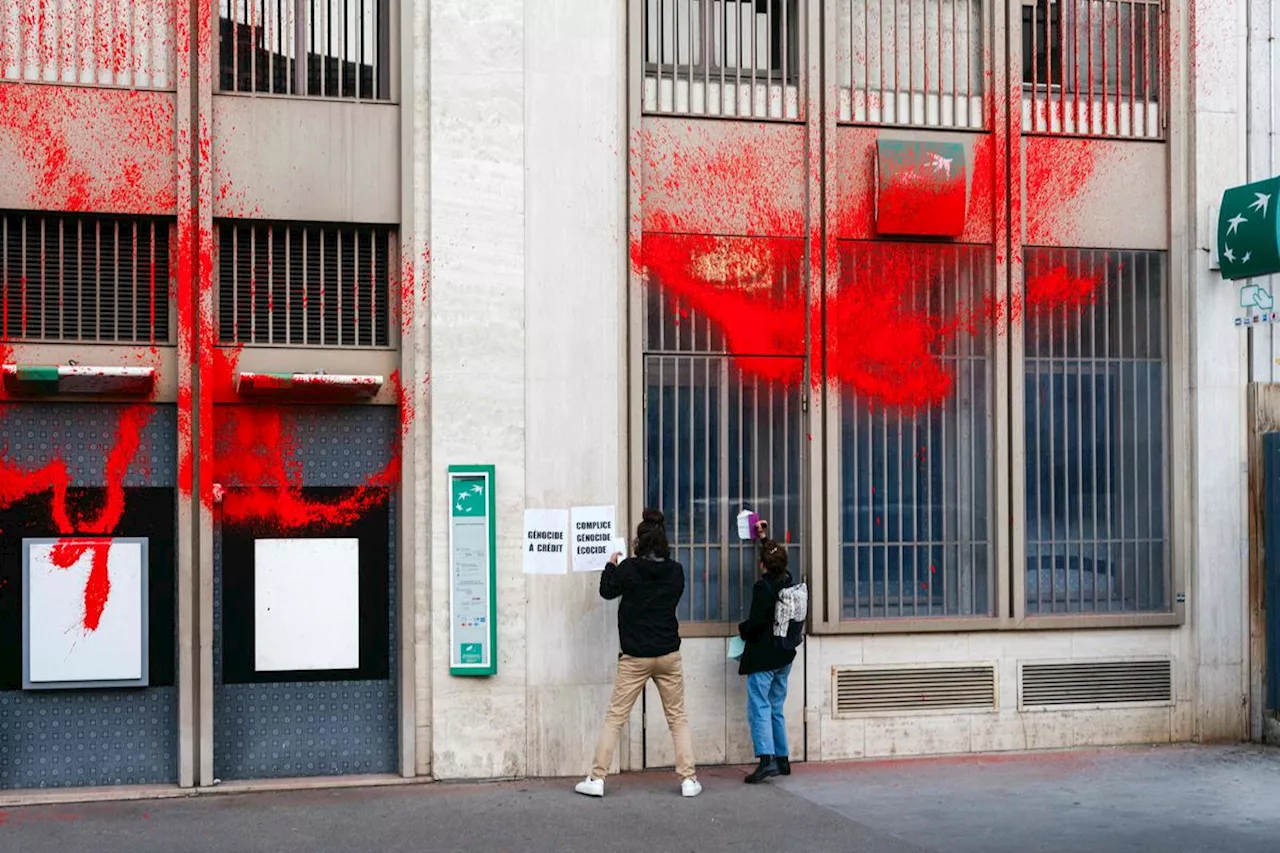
[833,664,996,716]
[1019,659,1173,708]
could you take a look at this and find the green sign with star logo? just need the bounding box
[1218,176,1280,280]
[448,465,497,677]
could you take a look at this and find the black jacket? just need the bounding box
[738,572,797,675]
[600,555,685,658]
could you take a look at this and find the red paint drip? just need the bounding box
[49,539,113,631]
[0,408,151,631]
[214,404,397,531]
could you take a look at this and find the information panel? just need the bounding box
[449,465,497,676]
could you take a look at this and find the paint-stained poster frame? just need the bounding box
[22,537,151,690]
[448,465,497,677]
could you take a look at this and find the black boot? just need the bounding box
[775,755,791,776]
[744,756,779,784]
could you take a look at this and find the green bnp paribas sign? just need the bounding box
[1218,176,1280,280]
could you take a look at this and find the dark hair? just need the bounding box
[635,508,670,559]
[759,537,788,581]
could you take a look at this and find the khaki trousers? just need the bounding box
[590,651,696,781]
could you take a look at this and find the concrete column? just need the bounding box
[1189,0,1250,741]
[428,0,528,778]
[523,0,627,777]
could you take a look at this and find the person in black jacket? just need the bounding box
[575,509,701,799]
[738,519,796,783]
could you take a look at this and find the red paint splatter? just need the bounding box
[1024,137,1105,244]
[1026,266,1100,311]
[875,148,967,237]
[0,84,176,213]
[214,405,397,531]
[49,539,112,631]
[0,407,151,630]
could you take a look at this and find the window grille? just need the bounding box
[1023,248,1168,614]
[1021,0,1164,138]
[642,0,805,121]
[837,0,985,128]
[218,0,391,100]
[641,236,806,622]
[838,243,993,619]
[216,220,392,348]
[644,357,805,623]
[1,0,175,88]
[0,211,171,345]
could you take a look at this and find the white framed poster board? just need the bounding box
[254,538,361,672]
[23,537,149,690]
[448,465,497,676]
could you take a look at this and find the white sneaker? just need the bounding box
[575,776,604,797]
[681,777,703,798]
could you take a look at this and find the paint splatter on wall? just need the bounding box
[634,105,1106,411]
[0,2,423,631]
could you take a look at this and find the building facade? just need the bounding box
[0,0,1275,796]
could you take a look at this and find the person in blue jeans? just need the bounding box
[737,519,796,783]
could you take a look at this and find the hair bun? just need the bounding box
[641,508,665,526]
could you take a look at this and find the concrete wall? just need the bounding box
[1188,0,1251,741]
[427,0,528,779]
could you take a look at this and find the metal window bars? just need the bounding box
[218,0,391,100]
[641,236,806,623]
[1,0,175,87]
[644,355,805,624]
[216,219,392,348]
[838,0,986,128]
[837,242,994,619]
[642,0,805,121]
[1023,247,1169,614]
[1021,0,1164,138]
[0,211,171,345]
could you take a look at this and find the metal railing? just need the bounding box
[838,242,993,619]
[641,0,805,121]
[216,219,392,348]
[218,0,391,99]
[837,0,985,128]
[0,211,171,345]
[1021,0,1164,138]
[1023,247,1169,613]
[1,0,175,88]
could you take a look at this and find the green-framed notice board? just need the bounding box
[448,465,497,676]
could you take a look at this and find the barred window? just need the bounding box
[0,212,171,345]
[216,220,393,348]
[641,236,806,623]
[1023,248,1168,614]
[218,0,392,100]
[642,0,805,120]
[1021,0,1164,138]
[838,243,994,619]
[837,0,985,128]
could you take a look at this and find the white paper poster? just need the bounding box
[570,505,616,573]
[523,509,569,575]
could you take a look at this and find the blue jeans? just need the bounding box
[746,663,791,758]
